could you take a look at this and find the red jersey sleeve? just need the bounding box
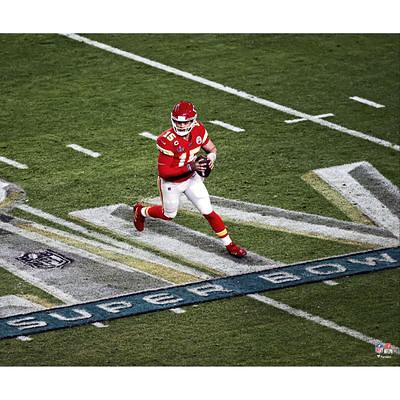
[202,128,209,146]
[194,121,209,146]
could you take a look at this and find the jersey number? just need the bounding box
[164,132,176,141]
[178,148,199,167]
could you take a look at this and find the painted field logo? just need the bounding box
[17,249,73,270]
[1,246,399,341]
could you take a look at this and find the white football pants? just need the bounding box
[158,173,213,218]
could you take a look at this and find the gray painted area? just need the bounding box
[349,163,400,218]
[70,204,280,275]
[314,162,400,238]
[144,195,398,247]
[24,220,208,280]
[0,221,168,303]
[17,203,199,278]
[0,295,45,318]
[112,206,271,267]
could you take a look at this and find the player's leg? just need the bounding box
[184,174,247,257]
[133,177,181,231]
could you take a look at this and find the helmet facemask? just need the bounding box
[171,115,197,136]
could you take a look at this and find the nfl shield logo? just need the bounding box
[375,342,384,354]
[17,249,73,269]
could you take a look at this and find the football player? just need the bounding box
[133,101,247,258]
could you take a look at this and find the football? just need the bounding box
[195,155,212,178]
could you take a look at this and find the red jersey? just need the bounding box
[156,121,210,182]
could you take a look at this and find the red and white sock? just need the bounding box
[203,211,232,246]
[141,205,171,220]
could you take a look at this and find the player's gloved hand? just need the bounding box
[188,157,209,172]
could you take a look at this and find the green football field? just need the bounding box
[0,34,399,366]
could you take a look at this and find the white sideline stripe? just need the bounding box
[92,322,108,328]
[17,204,90,234]
[170,308,186,314]
[285,113,334,124]
[62,34,400,152]
[67,144,101,158]
[17,336,32,342]
[0,156,28,170]
[248,294,399,352]
[323,280,339,286]
[208,120,245,132]
[350,96,385,108]
[139,131,157,141]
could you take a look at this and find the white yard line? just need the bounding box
[285,113,334,124]
[17,204,90,234]
[66,144,101,158]
[0,156,28,170]
[17,336,32,342]
[4,260,397,348]
[139,131,157,141]
[62,34,400,152]
[248,294,399,352]
[170,308,186,314]
[208,120,245,132]
[92,322,108,328]
[322,280,339,286]
[350,96,385,108]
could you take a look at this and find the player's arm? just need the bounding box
[202,138,217,169]
[157,152,208,179]
[158,152,189,179]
